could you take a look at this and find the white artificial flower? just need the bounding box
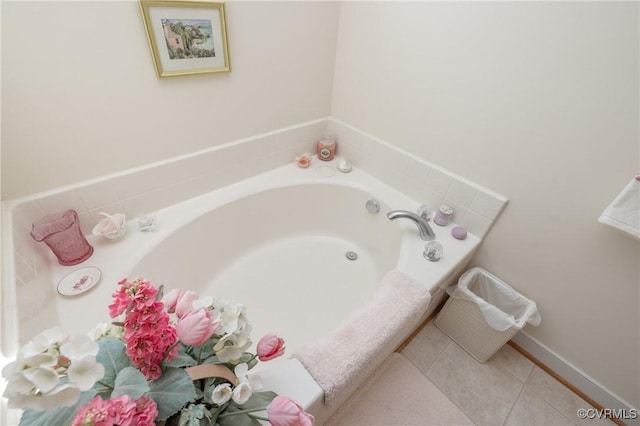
[7,383,80,410]
[20,327,68,358]
[22,367,59,394]
[231,382,252,405]
[211,383,232,405]
[88,322,124,341]
[214,330,253,363]
[4,371,39,397]
[213,334,243,363]
[61,335,99,361]
[234,325,252,350]
[1,328,83,411]
[234,363,249,382]
[234,363,262,391]
[2,353,57,379]
[67,355,105,391]
[219,302,247,334]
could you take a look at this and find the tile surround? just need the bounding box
[5,117,508,339]
[326,118,508,238]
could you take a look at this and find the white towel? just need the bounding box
[293,270,431,408]
[598,176,640,240]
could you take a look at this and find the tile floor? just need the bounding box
[326,322,614,425]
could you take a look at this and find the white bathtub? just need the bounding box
[2,157,481,423]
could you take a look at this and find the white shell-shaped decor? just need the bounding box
[295,153,311,168]
[138,215,157,231]
[92,212,127,240]
[337,159,353,173]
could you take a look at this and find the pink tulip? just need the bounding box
[176,307,219,346]
[175,290,199,318]
[257,333,285,361]
[161,288,182,313]
[267,396,314,426]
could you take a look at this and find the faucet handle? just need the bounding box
[417,205,434,221]
[366,199,380,214]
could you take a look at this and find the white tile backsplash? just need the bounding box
[447,179,479,208]
[426,168,454,195]
[470,190,508,221]
[327,118,508,239]
[6,116,507,299]
[37,189,87,215]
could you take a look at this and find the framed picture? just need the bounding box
[140,0,230,78]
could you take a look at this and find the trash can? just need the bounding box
[435,267,541,363]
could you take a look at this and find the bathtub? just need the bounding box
[2,157,481,423]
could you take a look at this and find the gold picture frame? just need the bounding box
[140,0,230,78]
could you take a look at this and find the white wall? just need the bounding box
[2,0,638,410]
[1,1,339,199]
[332,1,639,407]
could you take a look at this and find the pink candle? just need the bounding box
[317,136,336,161]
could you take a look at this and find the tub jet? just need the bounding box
[345,251,358,261]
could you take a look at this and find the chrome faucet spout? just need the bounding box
[387,210,436,241]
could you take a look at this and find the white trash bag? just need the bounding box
[447,267,541,331]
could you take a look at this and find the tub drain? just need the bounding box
[345,251,358,261]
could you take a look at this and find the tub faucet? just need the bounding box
[387,210,436,241]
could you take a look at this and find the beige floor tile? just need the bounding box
[402,322,451,374]
[489,344,535,383]
[505,387,575,425]
[426,341,523,425]
[526,367,614,425]
[326,353,473,426]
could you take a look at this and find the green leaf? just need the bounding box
[202,355,221,365]
[148,367,197,420]
[195,338,218,360]
[19,391,96,426]
[217,405,262,426]
[234,391,277,411]
[96,337,131,388]
[178,404,213,426]
[216,392,276,426]
[165,344,198,368]
[112,366,149,399]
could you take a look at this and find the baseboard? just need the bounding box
[511,332,639,426]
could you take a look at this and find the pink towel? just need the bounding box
[293,270,431,408]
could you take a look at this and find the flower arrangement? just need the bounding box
[2,278,314,426]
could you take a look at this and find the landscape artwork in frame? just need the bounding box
[140,0,230,78]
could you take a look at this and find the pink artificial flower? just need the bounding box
[175,290,199,318]
[131,279,158,310]
[109,279,134,317]
[106,394,136,426]
[257,333,286,361]
[72,395,158,426]
[71,396,109,426]
[134,396,158,426]
[161,288,182,313]
[267,396,315,426]
[115,279,177,380]
[176,307,220,346]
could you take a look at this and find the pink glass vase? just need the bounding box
[30,209,94,266]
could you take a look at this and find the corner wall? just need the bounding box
[1,1,340,199]
[331,1,639,408]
